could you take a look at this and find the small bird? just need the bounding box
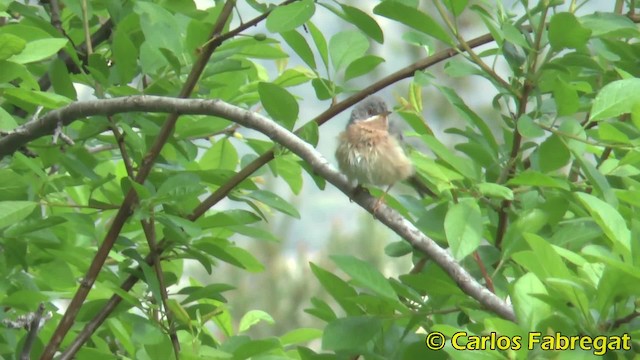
[335,96,414,211]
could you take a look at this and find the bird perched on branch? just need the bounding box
[335,95,417,211]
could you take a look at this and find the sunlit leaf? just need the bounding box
[9,38,68,64]
[444,199,482,260]
[266,0,315,33]
[258,82,299,129]
[373,1,452,44]
[548,12,591,50]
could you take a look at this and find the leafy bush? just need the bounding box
[0,0,639,359]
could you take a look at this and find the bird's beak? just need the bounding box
[361,110,392,123]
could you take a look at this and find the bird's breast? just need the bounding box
[335,124,414,186]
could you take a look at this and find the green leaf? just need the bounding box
[511,273,552,332]
[4,215,66,237]
[178,283,234,304]
[476,182,514,200]
[420,135,479,180]
[444,199,482,260]
[322,316,382,351]
[307,21,328,68]
[258,82,299,129]
[0,201,37,229]
[598,122,629,143]
[134,1,182,53]
[200,137,238,171]
[156,173,204,200]
[50,58,77,99]
[113,25,139,83]
[3,88,72,109]
[0,107,18,131]
[341,4,384,43]
[444,0,468,16]
[234,338,281,359]
[384,240,413,257]
[435,85,498,153]
[572,152,617,207]
[9,38,68,64]
[373,1,452,44]
[238,310,275,333]
[311,77,336,100]
[247,189,300,218]
[553,78,579,116]
[274,155,303,194]
[507,170,570,190]
[309,262,361,315]
[344,55,384,81]
[575,192,631,259]
[266,0,315,33]
[297,119,319,146]
[331,255,396,300]
[0,60,38,89]
[591,78,640,121]
[517,115,545,138]
[548,12,591,50]
[199,209,261,227]
[329,30,369,71]
[273,67,313,87]
[0,33,25,60]
[581,13,640,38]
[281,30,316,69]
[280,328,323,346]
[537,134,570,173]
[223,245,265,272]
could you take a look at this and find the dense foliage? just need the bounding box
[1,0,639,359]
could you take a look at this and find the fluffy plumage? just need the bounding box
[335,96,414,186]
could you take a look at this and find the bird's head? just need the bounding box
[348,95,391,126]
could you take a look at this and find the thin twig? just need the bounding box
[48,0,63,33]
[433,0,516,95]
[20,303,45,360]
[494,3,549,249]
[141,215,180,358]
[607,310,640,330]
[473,251,494,293]
[80,0,93,55]
[109,117,135,177]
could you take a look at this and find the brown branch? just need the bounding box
[20,303,45,360]
[39,2,238,358]
[409,257,429,274]
[108,118,134,177]
[141,215,180,358]
[80,0,93,54]
[494,5,549,249]
[48,0,63,34]
[607,310,640,330]
[473,251,494,293]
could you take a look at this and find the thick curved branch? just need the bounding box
[25,95,517,323]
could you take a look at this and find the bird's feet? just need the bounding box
[372,196,385,215]
[349,184,369,202]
